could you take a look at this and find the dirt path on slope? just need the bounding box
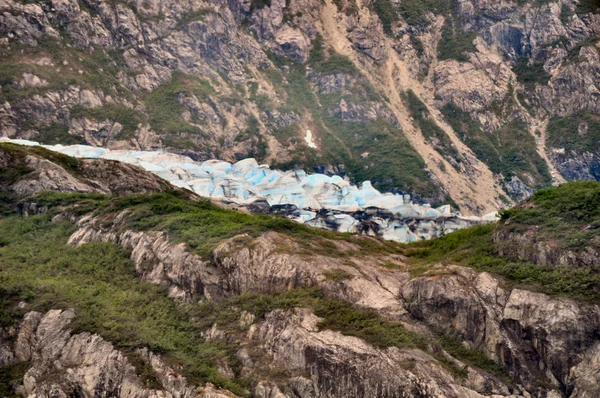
[531,118,566,185]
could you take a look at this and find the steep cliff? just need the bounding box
[1,147,599,397]
[1,0,598,214]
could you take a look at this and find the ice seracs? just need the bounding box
[0,138,499,243]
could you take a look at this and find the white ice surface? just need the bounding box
[0,138,498,241]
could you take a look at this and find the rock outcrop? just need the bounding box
[1,0,598,213]
[0,309,235,397]
[64,206,600,397]
[0,143,172,197]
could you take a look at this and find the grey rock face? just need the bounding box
[246,308,520,398]
[2,0,597,213]
[401,269,600,396]
[1,309,235,398]
[60,208,600,397]
[0,145,171,197]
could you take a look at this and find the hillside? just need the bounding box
[1,0,599,214]
[0,144,599,397]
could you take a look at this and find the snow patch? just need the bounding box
[304,130,317,149]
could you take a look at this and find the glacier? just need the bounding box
[1,138,498,243]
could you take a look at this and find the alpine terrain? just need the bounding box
[1,0,600,397]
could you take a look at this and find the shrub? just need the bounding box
[513,57,551,88]
[547,113,600,155]
[404,182,600,303]
[438,22,477,62]
[0,215,247,395]
[440,103,551,190]
[145,71,213,136]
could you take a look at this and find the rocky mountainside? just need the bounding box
[0,143,599,397]
[1,0,599,215]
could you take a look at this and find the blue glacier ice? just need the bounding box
[0,138,499,243]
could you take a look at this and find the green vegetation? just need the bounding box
[403,182,600,303]
[319,116,438,196]
[438,21,477,62]
[193,288,504,380]
[441,103,551,191]
[576,0,600,14]
[234,115,268,161]
[145,71,214,145]
[513,57,551,88]
[308,34,359,75]
[264,56,439,197]
[332,0,359,16]
[403,90,461,168]
[71,104,144,139]
[0,214,246,394]
[0,38,132,102]
[372,0,453,32]
[0,142,79,173]
[547,113,600,155]
[250,0,271,10]
[499,181,600,252]
[31,123,87,145]
[372,0,401,35]
[0,361,29,398]
[323,269,354,282]
[0,37,138,143]
[370,0,474,61]
[32,191,337,258]
[0,205,504,390]
[561,3,574,25]
[176,8,214,28]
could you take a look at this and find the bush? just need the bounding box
[438,22,477,62]
[0,214,247,395]
[547,113,600,155]
[372,0,400,35]
[513,57,551,88]
[404,182,600,303]
[440,103,551,191]
[145,71,214,137]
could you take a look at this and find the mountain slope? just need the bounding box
[1,0,598,214]
[0,144,599,397]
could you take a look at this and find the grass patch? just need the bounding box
[32,191,341,259]
[0,143,79,173]
[323,269,354,282]
[403,182,600,303]
[309,34,359,75]
[145,71,214,137]
[0,213,503,388]
[0,215,247,395]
